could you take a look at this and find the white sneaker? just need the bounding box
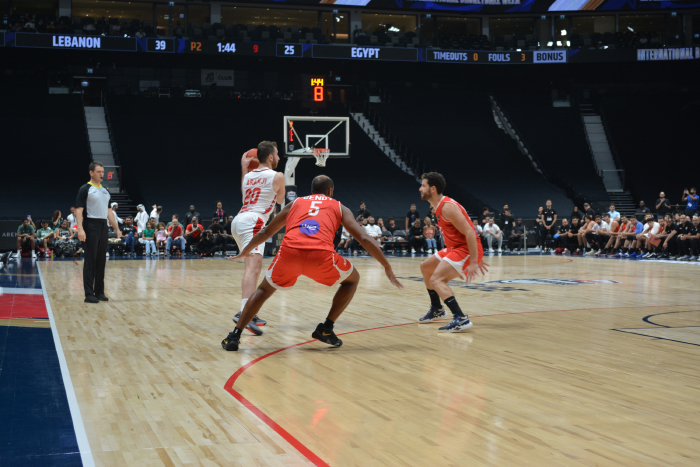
[488,248,494,253]
[106,252,110,257]
[31,251,36,258]
[497,249,502,253]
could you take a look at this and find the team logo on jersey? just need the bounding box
[299,220,320,235]
[485,279,620,285]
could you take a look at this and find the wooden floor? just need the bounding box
[40,255,700,466]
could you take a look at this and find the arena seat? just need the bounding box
[0,77,91,218]
[374,88,572,216]
[107,97,424,223]
[495,91,609,203]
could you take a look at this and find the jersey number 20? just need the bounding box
[244,188,261,205]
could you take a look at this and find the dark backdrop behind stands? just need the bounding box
[0,78,90,219]
[375,88,573,217]
[108,98,424,223]
[496,91,609,204]
[599,92,700,208]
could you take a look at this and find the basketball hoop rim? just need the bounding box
[312,148,331,167]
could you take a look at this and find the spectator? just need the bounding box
[135,204,149,233]
[508,218,526,252]
[608,204,620,222]
[583,203,596,219]
[121,216,138,256]
[150,205,163,224]
[67,206,78,226]
[405,204,420,232]
[428,206,438,226]
[423,217,437,254]
[570,206,583,221]
[501,209,515,239]
[682,187,698,217]
[24,17,35,31]
[185,216,204,251]
[185,205,200,227]
[357,202,371,219]
[478,206,491,225]
[110,202,124,225]
[36,220,55,256]
[386,217,404,241]
[634,215,660,256]
[482,217,503,253]
[155,222,168,253]
[656,192,671,217]
[84,22,95,32]
[337,225,352,253]
[49,210,62,229]
[166,214,179,228]
[635,200,651,221]
[166,216,186,255]
[565,217,581,254]
[678,215,699,260]
[377,218,385,231]
[214,201,227,224]
[135,28,145,38]
[540,200,558,251]
[364,216,383,248]
[16,218,36,258]
[142,220,156,256]
[408,219,424,254]
[55,220,75,243]
[553,218,571,253]
[670,214,692,259]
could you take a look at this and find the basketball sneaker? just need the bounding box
[221,332,240,351]
[233,312,267,326]
[438,315,473,333]
[418,306,446,323]
[311,323,343,347]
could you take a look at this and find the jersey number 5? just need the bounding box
[244,188,261,205]
[308,200,322,216]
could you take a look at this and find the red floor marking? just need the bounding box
[223,302,692,465]
[0,294,48,320]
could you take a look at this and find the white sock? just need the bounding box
[240,298,248,313]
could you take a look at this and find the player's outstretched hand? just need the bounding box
[478,260,489,275]
[384,266,404,289]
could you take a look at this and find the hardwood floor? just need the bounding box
[39,255,700,466]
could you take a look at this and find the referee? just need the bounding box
[75,162,121,303]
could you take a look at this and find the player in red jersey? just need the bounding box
[221,175,403,351]
[417,172,488,333]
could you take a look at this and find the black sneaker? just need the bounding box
[221,332,240,351]
[418,306,446,323]
[84,295,99,304]
[438,315,473,333]
[311,323,343,347]
[96,293,109,301]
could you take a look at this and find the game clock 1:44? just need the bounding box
[217,42,236,53]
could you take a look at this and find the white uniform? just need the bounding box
[231,168,278,255]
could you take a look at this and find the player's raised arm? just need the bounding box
[341,205,403,289]
[229,202,293,260]
[441,202,489,281]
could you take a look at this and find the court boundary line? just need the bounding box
[37,264,95,467]
[223,303,693,466]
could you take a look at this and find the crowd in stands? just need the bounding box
[4,10,667,51]
[12,187,698,261]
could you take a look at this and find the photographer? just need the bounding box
[682,187,698,217]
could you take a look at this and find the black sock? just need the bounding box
[444,296,465,317]
[231,327,242,339]
[324,318,334,330]
[427,289,442,309]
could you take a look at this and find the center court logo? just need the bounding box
[485,279,620,285]
[299,220,320,235]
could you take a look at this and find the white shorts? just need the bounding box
[231,212,266,256]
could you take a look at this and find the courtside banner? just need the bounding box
[533,50,567,63]
[0,221,19,250]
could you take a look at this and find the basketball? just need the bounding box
[246,148,259,171]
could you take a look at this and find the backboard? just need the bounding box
[283,116,350,158]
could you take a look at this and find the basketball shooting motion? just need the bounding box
[228,141,286,334]
[222,175,403,351]
[417,172,489,332]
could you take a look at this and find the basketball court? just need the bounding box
[21,253,699,466]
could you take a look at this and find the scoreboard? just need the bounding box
[302,75,327,108]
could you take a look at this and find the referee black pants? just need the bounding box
[83,218,108,297]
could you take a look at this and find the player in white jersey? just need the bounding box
[229,141,285,334]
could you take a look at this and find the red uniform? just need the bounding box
[266,195,353,289]
[434,196,484,280]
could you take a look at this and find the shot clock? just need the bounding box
[302,75,326,108]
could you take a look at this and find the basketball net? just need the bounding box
[312,148,330,167]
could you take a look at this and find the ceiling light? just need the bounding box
[560,29,567,36]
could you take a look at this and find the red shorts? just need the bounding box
[265,246,354,289]
[434,243,484,280]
